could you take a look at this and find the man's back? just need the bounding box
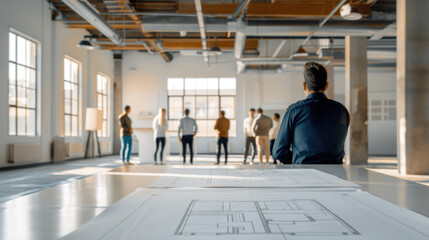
[214,117,230,137]
[179,116,197,136]
[253,115,273,136]
[273,92,349,164]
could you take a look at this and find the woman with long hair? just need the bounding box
[153,108,167,164]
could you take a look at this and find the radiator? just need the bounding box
[100,141,110,155]
[9,144,41,164]
[52,137,67,163]
[67,142,84,158]
[209,141,231,153]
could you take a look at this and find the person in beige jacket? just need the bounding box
[252,108,273,164]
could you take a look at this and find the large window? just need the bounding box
[97,73,110,137]
[167,78,236,137]
[64,57,81,137]
[8,31,38,136]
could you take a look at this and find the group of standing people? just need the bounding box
[243,108,280,165]
[119,62,350,166]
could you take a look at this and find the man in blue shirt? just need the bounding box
[273,62,350,164]
[178,108,198,164]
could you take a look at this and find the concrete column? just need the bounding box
[397,0,429,175]
[345,36,368,165]
[113,53,123,154]
[325,65,335,99]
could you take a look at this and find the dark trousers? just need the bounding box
[244,137,257,163]
[270,139,277,164]
[182,135,194,164]
[154,137,166,163]
[217,137,229,164]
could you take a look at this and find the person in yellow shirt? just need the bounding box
[214,110,230,165]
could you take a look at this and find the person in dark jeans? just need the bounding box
[269,113,280,164]
[118,105,133,165]
[243,108,257,164]
[214,111,230,164]
[153,108,168,164]
[178,109,198,164]
[273,62,350,164]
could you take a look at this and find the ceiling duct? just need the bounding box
[62,0,123,45]
[317,48,345,59]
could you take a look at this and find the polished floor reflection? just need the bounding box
[0,156,428,239]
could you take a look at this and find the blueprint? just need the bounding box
[149,168,359,188]
[62,188,429,240]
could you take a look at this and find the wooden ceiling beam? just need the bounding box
[99,39,258,50]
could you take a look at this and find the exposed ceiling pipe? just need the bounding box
[234,31,246,59]
[62,0,123,45]
[272,40,287,58]
[300,0,347,46]
[194,0,208,62]
[229,0,252,20]
[370,21,396,40]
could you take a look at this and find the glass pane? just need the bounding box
[207,96,219,119]
[97,75,102,92]
[72,83,79,100]
[72,116,78,136]
[196,120,208,137]
[103,121,108,137]
[17,36,26,65]
[9,85,16,105]
[195,78,208,95]
[65,99,71,114]
[17,65,26,87]
[64,59,70,81]
[28,68,36,89]
[196,96,207,119]
[184,78,196,95]
[220,78,236,95]
[207,78,219,95]
[72,100,79,115]
[27,41,36,68]
[64,83,71,99]
[9,32,16,62]
[65,115,71,136]
[102,77,107,94]
[207,120,217,137]
[97,94,103,109]
[220,97,235,118]
[9,63,16,84]
[27,109,36,136]
[168,97,183,119]
[71,62,78,83]
[103,96,108,119]
[17,86,26,107]
[168,78,184,95]
[9,107,16,135]
[168,120,179,132]
[27,89,36,109]
[184,96,195,118]
[17,108,26,135]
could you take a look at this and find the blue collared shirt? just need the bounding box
[273,92,350,164]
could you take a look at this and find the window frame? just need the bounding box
[96,72,110,138]
[63,56,82,137]
[167,78,237,137]
[8,29,40,137]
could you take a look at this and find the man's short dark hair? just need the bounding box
[303,62,328,92]
[257,108,263,113]
[274,113,280,119]
[184,108,190,116]
[220,110,225,116]
[125,105,130,111]
[249,108,255,112]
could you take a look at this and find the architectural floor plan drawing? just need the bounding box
[150,168,359,188]
[62,188,429,240]
[176,200,359,237]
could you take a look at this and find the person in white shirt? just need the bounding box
[243,108,257,164]
[269,113,281,164]
[252,108,273,165]
[153,108,168,165]
[178,109,198,164]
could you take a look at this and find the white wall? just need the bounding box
[0,0,114,167]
